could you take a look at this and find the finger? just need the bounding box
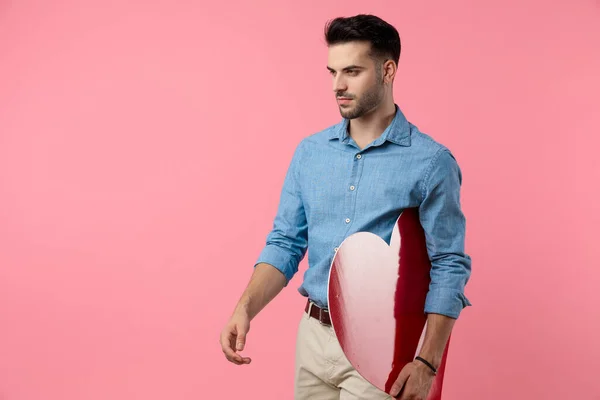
[240,356,252,364]
[228,355,244,365]
[236,329,247,351]
[224,349,251,365]
[397,377,414,400]
[221,332,244,364]
[231,335,252,364]
[222,332,253,365]
[223,346,246,364]
[390,369,410,398]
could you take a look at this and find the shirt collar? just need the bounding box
[328,104,411,147]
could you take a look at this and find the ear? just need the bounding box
[382,60,397,84]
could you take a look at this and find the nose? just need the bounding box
[333,75,347,94]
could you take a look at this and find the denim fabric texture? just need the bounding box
[256,105,471,319]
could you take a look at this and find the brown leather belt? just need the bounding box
[305,300,331,326]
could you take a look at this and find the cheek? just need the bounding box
[350,78,366,95]
[354,77,375,97]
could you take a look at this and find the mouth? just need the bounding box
[337,97,353,105]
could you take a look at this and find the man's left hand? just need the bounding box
[389,360,435,399]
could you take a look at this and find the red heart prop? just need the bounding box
[327,208,450,399]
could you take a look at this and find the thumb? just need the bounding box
[236,326,247,351]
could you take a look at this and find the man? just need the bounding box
[219,14,472,400]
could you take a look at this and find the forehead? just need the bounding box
[327,41,373,69]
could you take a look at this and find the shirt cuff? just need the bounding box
[255,244,299,285]
[424,287,472,319]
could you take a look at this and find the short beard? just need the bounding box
[339,64,385,120]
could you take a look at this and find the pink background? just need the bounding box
[1,1,599,399]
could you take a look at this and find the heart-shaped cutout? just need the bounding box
[327,207,449,399]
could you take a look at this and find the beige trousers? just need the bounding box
[294,309,393,400]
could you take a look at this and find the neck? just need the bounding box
[348,100,397,145]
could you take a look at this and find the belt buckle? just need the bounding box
[318,307,329,325]
[308,300,328,325]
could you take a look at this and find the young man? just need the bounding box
[220,14,472,400]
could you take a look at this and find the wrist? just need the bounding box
[417,353,441,370]
[414,356,438,376]
[233,298,251,319]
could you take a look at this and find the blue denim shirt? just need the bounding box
[256,105,471,319]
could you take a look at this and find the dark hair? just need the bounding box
[324,14,401,65]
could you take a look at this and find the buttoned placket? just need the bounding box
[334,151,364,253]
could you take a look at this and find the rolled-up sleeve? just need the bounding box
[419,148,472,319]
[254,142,308,285]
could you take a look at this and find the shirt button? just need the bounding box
[334,247,339,252]
[345,218,351,223]
[350,185,355,191]
[356,154,362,159]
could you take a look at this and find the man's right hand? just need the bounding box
[219,263,288,366]
[220,311,252,365]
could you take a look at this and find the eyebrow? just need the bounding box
[327,65,365,72]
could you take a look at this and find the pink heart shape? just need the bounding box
[328,208,449,398]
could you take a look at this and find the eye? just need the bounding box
[346,69,359,76]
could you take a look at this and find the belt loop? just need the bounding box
[307,300,314,317]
